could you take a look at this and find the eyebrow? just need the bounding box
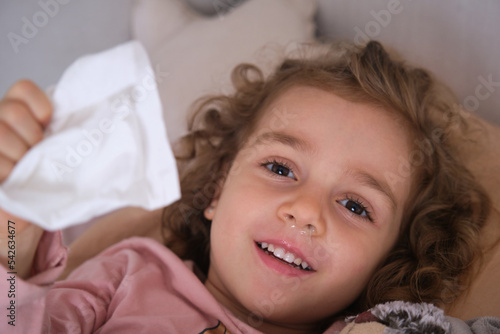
[346,169,398,211]
[251,131,314,154]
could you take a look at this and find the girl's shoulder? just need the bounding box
[49,236,233,333]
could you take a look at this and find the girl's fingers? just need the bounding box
[0,99,45,146]
[0,153,15,183]
[4,80,53,127]
[0,80,52,184]
[0,121,29,162]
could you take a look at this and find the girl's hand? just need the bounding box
[0,80,52,278]
[0,80,52,182]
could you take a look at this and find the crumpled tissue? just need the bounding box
[0,41,180,231]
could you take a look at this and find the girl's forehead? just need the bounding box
[256,86,394,128]
[254,85,414,149]
[253,87,410,155]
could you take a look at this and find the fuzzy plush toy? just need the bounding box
[329,301,500,334]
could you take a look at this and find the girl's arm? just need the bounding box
[0,80,167,281]
[0,80,52,279]
[0,78,130,329]
[0,230,125,333]
[0,209,43,279]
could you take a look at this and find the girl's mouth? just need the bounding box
[256,242,314,271]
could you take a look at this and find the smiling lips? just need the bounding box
[256,242,314,271]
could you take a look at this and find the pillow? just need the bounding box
[131,0,316,143]
[131,0,199,53]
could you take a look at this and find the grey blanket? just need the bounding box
[449,316,500,334]
[337,301,500,333]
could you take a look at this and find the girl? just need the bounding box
[0,41,491,333]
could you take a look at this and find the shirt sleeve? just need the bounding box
[40,245,129,333]
[29,230,68,285]
[0,230,128,333]
[1,231,68,333]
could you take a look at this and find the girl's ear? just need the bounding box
[204,168,227,221]
[204,199,218,220]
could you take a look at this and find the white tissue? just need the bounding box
[0,41,180,231]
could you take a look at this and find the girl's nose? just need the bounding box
[277,190,326,236]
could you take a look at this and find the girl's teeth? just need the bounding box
[273,247,285,259]
[283,252,295,263]
[257,242,312,270]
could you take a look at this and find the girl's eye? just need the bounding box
[263,161,296,180]
[338,198,372,221]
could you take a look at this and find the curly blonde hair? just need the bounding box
[162,41,490,314]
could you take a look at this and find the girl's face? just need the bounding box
[205,86,412,332]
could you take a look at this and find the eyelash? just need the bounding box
[260,159,297,180]
[337,195,373,222]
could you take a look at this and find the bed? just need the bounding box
[1,0,499,321]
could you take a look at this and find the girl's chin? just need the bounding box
[240,302,332,332]
[234,287,339,328]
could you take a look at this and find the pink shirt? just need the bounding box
[1,232,340,333]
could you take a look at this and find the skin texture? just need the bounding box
[203,86,412,333]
